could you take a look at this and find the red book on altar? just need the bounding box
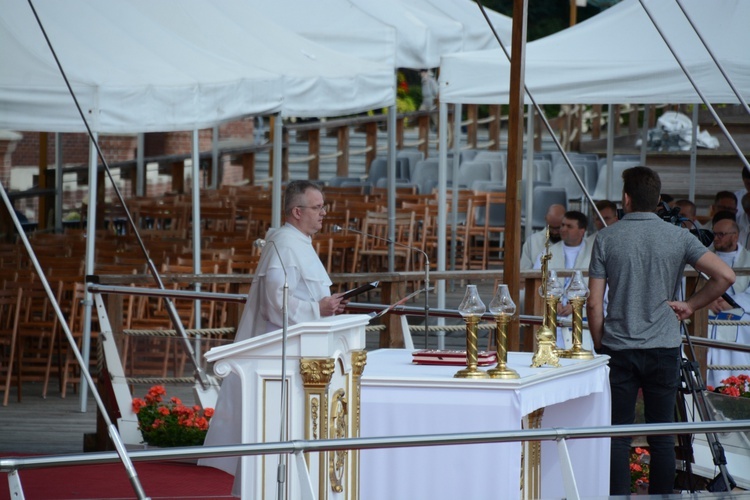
[411,349,497,366]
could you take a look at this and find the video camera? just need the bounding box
[656,202,714,247]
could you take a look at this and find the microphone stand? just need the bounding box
[332,225,431,348]
[255,239,289,500]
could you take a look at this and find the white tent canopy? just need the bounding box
[252,0,512,71]
[440,0,750,105]
[250,0,398,68]
[349,0,459,69]
[134,0,395,118]
[91,0,395,117]
[403,0,512,53]
[0,0,283,133]
[0,0,396,133]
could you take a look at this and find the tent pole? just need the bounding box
[211,125,220,189]
[54,132,62,232]
[605,106,615,201]
[80,132,98,412]
[437,101,449,350]
[524,104,534,241]
[136,133,145,197]
[271,114,283,228]
[502,0,530,338]
[387,101,396,273]
[640,105,649,166]
[191,130,202,349]
[689,106,698,202]
[449,103,462,273]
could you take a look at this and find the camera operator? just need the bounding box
[587,166,735,495]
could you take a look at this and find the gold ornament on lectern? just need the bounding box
[531,227,561,368]
[487,284,520,379]
[455,284,489,379]
[558,270,594,360]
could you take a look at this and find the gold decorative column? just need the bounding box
[300,357,335,500]
[521,408,545,499]
[455,284,489,379]
[350,350,367,499]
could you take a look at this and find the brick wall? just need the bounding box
[1,119,255,222]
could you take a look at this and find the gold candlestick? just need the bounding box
[487,284,519,379]
[559,270,594,360]
[455,284,489,379]
[454,315,489,379]
[531,226,560,368]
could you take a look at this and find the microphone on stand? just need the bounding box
[255,238,290,499]
[332,224,432,348]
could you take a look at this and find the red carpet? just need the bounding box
[0,458,234,499]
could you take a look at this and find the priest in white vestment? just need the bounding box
[199,180,347,484]
[706,218,750,387]
[520,204,565,270]
[534,211,593,348]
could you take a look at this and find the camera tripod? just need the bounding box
[675,323,736,492]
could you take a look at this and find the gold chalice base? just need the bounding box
[558,348,594,360]
[454,367,490,379]
[487,366,520,379]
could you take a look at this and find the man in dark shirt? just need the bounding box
[587,166,735,495]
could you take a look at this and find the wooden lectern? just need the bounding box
[204,314,369,500]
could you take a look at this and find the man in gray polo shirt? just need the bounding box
[587,166,735,495]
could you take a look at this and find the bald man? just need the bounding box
[520,204,566,270]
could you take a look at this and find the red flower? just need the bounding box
[132,385,214,447]
[132,398,146,414]
[722,386,741,397]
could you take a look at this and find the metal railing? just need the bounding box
[2,420,749,500]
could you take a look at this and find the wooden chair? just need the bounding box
[122,291,173,379]
[0,288,22,406]
[465,191,506,269]
[358,211,415,273]
[192,204,237,233]
[58,282,99,398]
[329,233,360,292]
[242,206,273,240]
[321,209,350,234]
[12,281,62,402]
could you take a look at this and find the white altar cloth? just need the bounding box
[359,349,611,499]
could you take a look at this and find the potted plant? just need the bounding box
[706,374,750,441]
[132,385,214,448]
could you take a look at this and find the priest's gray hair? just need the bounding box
[284,180,323,216]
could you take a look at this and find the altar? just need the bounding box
[359,349,611,499]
